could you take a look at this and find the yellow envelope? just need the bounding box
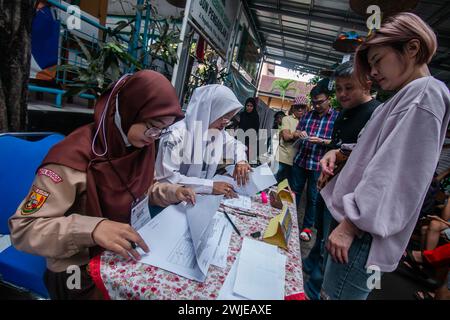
[263,205,292,250]
[277,179,294,203]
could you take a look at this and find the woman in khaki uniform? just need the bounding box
[8,70,195,299]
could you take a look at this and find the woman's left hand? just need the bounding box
[176,187,196,205]
[326,219,360,264]
[233,161,252,186]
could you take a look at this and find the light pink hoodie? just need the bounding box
[321,76,450,272]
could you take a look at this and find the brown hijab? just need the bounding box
[41,70,184,223]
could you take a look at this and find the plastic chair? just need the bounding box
[0,132,64,298]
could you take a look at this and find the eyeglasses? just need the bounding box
[144,124,169,139]
[312,99,328,107]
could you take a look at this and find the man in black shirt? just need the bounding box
[303,61,381,300]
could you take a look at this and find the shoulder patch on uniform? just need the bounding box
[21,185,50,215]
[38,168,63,183]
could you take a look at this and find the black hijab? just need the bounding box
[239,97,260,131]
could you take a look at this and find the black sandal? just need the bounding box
[399,258,439,289]
[403,249,423,266]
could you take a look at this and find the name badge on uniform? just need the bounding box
[130,195,151,231]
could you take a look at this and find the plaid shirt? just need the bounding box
[294,108,339,171]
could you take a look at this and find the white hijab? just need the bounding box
[171,84,243,179]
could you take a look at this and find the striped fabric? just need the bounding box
[294,108,340,171]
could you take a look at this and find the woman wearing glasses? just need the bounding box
[155,84,251,199]
[9,71,196,299]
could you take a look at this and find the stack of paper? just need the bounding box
[186,195,223,275]
[218,238,286,300]
[216,163,277,197]
[222,194,252,210]
[210,214,234,269]
[136,195,233,282]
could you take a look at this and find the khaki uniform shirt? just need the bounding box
[277,115,299,166]
[9,163,181,272]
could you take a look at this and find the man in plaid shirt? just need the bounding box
[292,85,339,242]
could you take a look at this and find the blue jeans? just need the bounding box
[320,220,377,300]
[291,164,321,229]
[275,162,293,187]
[303,195,333,300]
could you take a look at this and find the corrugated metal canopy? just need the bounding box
[243,0,450,83]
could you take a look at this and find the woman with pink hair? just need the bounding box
[319,12,450,300]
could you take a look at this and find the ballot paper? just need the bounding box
[222,194,252,210]
[210,214,233,269]
[217,253,248,300]
[137,201,227,282]
[215,163,277,197]
[233,238,286,300]
[186,195,223,274]
[137,203,205,282]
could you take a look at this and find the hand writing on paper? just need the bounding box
[92,220,149,260]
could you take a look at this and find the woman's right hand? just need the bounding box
[320,149,339,176]
[213,181,238,199]
[92,220,149,260]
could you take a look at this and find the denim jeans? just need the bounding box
[320,219,377,300]
[275,162,293,186]
[291,164,321,229]
[303,195,333,300]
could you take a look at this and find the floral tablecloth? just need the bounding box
[89,193,305,300]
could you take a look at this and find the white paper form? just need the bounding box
[186,195,223,274]
[194,212,226,275]
[218,239,282,300]
[222,195,252,210]
[137,203,206,282]
[233,238,286,300]
[251,163,278,192]
[216,163,277,196]
[210,213,233,269]
[217,253,248,300]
